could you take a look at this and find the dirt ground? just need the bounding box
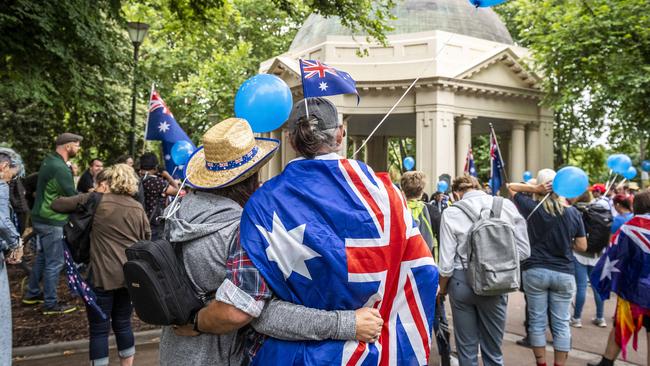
[8,246,158,348]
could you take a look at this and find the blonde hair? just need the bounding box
[451,175,481,193]
[400,171,426,200]
[535,168,565,216]
[104,164,139,196]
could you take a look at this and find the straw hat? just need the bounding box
[184,118,279,189]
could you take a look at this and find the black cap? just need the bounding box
[286,97,339,131]
[55,133,83,146]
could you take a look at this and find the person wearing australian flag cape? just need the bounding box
[590,191,650,364]
[240,97,439,366]
[144,87,195,178]
[489,126,505,195]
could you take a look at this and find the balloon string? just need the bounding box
[164,171,193,220]
[352,32,456,159]
[527,193,551,221]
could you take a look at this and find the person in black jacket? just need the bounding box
[77,158,103,193]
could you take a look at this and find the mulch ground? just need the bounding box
[9,246,158,348]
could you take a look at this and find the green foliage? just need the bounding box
[0,0,132,171]
[1,0,394,172]
[496,0,650,168]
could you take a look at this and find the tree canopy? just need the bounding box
[496,0,650,175]
[0,0,395,171]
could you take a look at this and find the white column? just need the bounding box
[510,122,526,182]
[455,116,473,176]
[525,123,540,175]
[415,89,455,194]
[338,113,348,158]
[281,129,297,168]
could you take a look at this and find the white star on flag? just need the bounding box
[319,82,328,91]
[256,212,321,280]
[600,256,621,281]
[158,121,170,133]
[164,154,171,161]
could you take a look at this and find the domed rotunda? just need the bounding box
[259,0,553,192]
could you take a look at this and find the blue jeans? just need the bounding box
[1,262,12,366]
[87,287,135,365]
[523,267,576,352]
[25,222,65,307]
[573,259,604,319]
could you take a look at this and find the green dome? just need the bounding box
[290,0,513,51]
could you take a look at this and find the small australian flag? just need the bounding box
[299,59,359,103]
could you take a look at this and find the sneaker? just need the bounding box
[42,303,78,315]
[22,294,44,306]
[516,336,532,348]
[592,318,607,328]
[569,317,582,328]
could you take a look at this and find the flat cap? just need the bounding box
[55,133,83,146]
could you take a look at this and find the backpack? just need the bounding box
[63,192,102,264]
[454,197,520,296]
[580,203,612,254]
[123,239,205,326]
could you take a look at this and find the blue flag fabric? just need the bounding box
[489,131,504,195]
[145,90,195,177]
[300,60,359,102]
[240,155,438,366]
[591,214,650,309]
[464,147,478,177]
[63,248,107,320]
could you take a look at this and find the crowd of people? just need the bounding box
[0,97,649,366]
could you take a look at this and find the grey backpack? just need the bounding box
[454,197,520,296]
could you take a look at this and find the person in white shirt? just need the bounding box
[437,175,530,366]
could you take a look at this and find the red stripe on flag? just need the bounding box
[341,160,385,232]
[345,342,367,366]
[404,276,430,360]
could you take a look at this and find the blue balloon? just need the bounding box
[469,0,508,7]
[234,74,293,133]
[642,160,650,172]
[403,156,415,171]
[552,166,589,199]
[523,171,533,182]
[171,140,195,166]
[607,154,632,174]
[437,180,449,193]
[622,166,637,180]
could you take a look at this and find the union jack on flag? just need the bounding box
[464,146,477,177]
[240,155,438,365]
[299,59,360,103]
[145,88,195,177]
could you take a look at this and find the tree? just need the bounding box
[495,0,650,174]
[1,0,395,171]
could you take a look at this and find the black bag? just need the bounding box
[581,203,613,254]
[63,192,102,264]
[123,239,205,326]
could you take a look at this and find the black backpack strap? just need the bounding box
[453,200,479,223]
[491,197,503,219]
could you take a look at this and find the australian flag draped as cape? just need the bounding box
[592,214,650,309]
[240,155,438,366]
[145,90,195,177]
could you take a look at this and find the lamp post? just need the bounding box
[127,21,149,157]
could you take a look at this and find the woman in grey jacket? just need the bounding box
[0,150,24,366]
[160,118,383,365]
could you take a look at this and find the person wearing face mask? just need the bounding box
[23,132,83,315]
[0,149,24,365]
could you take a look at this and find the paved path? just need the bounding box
[14,291,647,365]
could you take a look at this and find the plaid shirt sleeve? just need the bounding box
[224,232,272,301]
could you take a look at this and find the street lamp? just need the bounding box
[127,21,149,157]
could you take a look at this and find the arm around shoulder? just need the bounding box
[51,193,90,213]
